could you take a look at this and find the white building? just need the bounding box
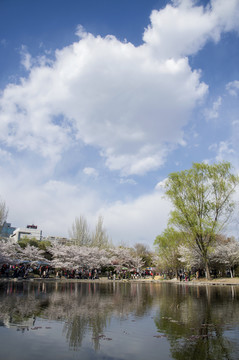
[43,235,73,245]
[10,224,42,243]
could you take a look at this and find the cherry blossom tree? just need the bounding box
[48,243,77,270]
[48,244,110,270]
[46,243,143,273]
[178,244,204,270]
[211,237,239,277]
[0,240,22,264]
[18,244,46,264]
[108,247,144,271]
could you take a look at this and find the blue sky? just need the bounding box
[1,0,239,247]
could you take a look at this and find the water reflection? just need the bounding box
[0,281,155,351]
[154,284,239,360]
[0,281,239,359]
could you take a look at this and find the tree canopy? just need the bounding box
[164,161,239,279]
[154,227,184,277]
[69,215,111,249]
[69,215,91,246]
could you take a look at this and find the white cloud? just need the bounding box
[0,34,206,175]
[0,167,102,238]
[211,0,239,33]
[226,80,239,96]
[119,178,137,185]
[209,140,235,162]
[0,147,12,161]
[209,121,239,172]
[83,167,98,178]
[216,141,235,161]
[1,1,238,176]
[1,0,239,246]
[143,0,239,59]
[97,191,171,247]
[20,45,32,71]
[155,178,168,191]
[204,96,222,120]
[0,163,170,247]
[5,2,236,176]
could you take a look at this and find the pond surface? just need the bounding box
[0,280,239,360]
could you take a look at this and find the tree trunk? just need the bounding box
[205,261,211,280]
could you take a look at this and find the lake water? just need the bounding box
[0,280,239,360]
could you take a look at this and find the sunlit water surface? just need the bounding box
[0,280,239,360]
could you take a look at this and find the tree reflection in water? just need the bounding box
[154,284,239,360]
[0,281,239,359]
[0,281,154,351]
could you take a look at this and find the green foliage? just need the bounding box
[141,254,153,268]
[154,227,184,276]
[18,237,39,248]
[38,240,52,251]
[164,161,239,278]
[133,243,153,268]
[38,240,52,260]
[18,237,52,260]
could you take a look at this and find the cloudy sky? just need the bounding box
[1,0,239,247]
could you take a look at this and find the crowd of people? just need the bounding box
[0,263,31,279]
[0,263,155,281]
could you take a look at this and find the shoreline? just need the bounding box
[1,276,239,286]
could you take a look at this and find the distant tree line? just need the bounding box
[0,239,154,275]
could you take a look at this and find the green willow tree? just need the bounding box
[154,227,184,278]
[164,162,239,279]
